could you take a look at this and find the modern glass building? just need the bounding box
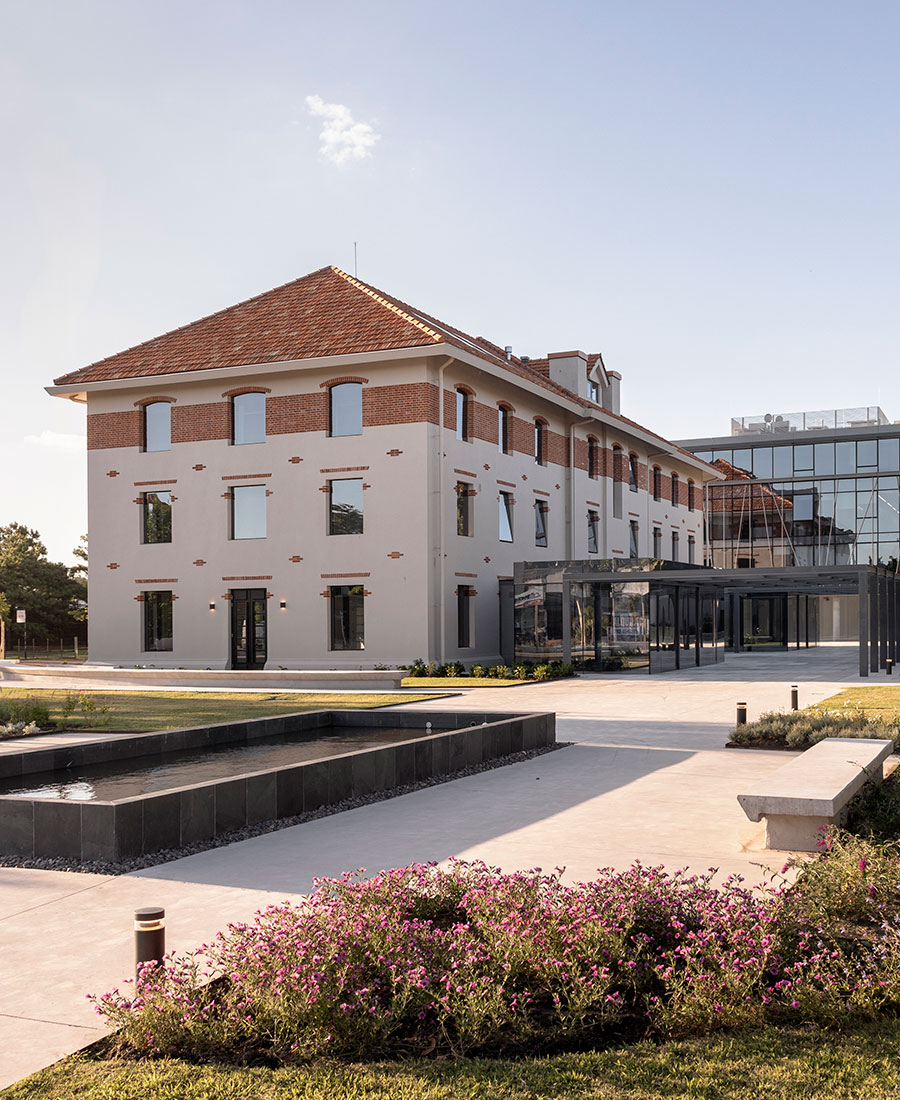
[677,406,900,643]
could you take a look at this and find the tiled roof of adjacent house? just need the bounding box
[52,264,719,474]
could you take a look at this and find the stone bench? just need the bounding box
[737,737,895,852]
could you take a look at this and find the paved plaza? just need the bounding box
[0,645,885,1088]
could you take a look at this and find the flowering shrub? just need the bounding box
[92,849,900,1063]
[0,720,40,739]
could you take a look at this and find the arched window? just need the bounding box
[143,402,171,452]
[628,453,639,492]
[671,472,680,508]
[498,405,511,454]
[329,382,362,437]
[587,437,599,479]
[687,479,696,512]
[232,392,266,445]
[534,419,547,466]
[456,389,471,442]
[612,445,624,518]
[652,466,662,502]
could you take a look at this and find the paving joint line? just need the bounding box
[0,1012,101,1031]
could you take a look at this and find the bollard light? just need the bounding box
[736,702,748,726]
[791,685,799,711]
[134,906,166,977]
[887,659,894,676]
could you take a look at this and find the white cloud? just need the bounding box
[24,430,85,452]
[305,95,380,167]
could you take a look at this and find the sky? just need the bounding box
[2,0,899,564]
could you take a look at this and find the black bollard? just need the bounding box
[791,685,799,711]
[887,659,894,676]
[134,907,166,977]
[736,702,747,726]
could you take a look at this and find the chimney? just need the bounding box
[603,371,621,415]
[547,351,589,399]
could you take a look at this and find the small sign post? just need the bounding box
[15,609,26,659]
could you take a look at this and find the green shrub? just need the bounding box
[728,709,898,750]
[470,664,485,678]
[0,695,51,727]
[487,664,511,679]
[404,658,428,678]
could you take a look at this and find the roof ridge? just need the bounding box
[331,267,442,344]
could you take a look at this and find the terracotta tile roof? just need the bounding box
[706,459,794,513]
[51,264,722,476]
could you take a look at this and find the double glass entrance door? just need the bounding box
[231,588,267,669]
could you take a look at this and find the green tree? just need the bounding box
[0,524,86,642]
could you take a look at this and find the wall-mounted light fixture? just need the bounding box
[279,600,287,610]
[208,602,216,612]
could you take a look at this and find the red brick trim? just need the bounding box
[135,578,178,583]
[320,572,371,578]
[221,386,272,397]
[288,555,303,562]
[454,468,477,478]
[107,563,119,570]
[320,466,369,473]
[193,560,206,566]
[221,473,272,480]
[106,470,119,477]
[288,456,302,464]
[134,479,177,486]
[497,479,516,487]
[497,575,513,580]
[534,489,550,497]
[193,464,206,471]
[497,400,516,412]
[221,575,273,581]
[587,499,600,507]
[133,395,177,407]
[386,449,403,456]
[319,376,369,388]
[455,571,478,578]
[387,551,404,559]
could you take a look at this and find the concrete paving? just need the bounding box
[0,645,883,1089]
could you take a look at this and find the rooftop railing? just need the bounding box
[731,407,889,436]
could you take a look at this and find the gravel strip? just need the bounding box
[0,742,570,876]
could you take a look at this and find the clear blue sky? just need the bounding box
[3,0,899,563]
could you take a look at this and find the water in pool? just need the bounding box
[0,725,438,801]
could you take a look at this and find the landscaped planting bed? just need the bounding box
[90,834,900,1065]
[726,707,898,750]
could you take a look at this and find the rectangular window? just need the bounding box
[793,444,814,474]
[457,585,472,648]
[456,390,470,441]
[857,439,878,469]
[329,478,363,535]
[687,481,695,512]
[629,454,639,492]
[143,402,171,452]
[773,446,793,477]
[330,585,365,650]
[143,590,173,652]
[231,484,267,539]
[535,499,548,547]
[498,407,510,454]
[329,382,362,437]
[587,509,598,554]
[142,491,172,544]
[671,473,679,507]
[653,527,662,557]
[457,481,472,536]
[612,449,623,518]
[588,439,599,479]
[688,535,696,564]
[232,392,266,445]
[499,491,513,542]
[671,531,680,561]
[629,520,639,557]
[652,467,661,501]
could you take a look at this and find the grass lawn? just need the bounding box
[0,688,444,732]
[817,686,900,718]
[8,1022,900,1099]
[401,677,526,688]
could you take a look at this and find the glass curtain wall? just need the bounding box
[699,438,900,569]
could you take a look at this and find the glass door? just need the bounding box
[231,588,268,669]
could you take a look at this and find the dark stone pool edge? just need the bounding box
[0,742,569,876]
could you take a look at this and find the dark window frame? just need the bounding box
[231,392,266,446]
[142,491,172,544]
[457,584,472,648]
[534,420,546,466]
[535,499,548,546]
[231,484,267,540]
[457,481,472,537]
[143,590,173,652]
[329,382,363,437]
[330,584,365,650]
[587,509,599,554]
[142,401,171,453]
[628,453,639,492]
[456,389,470,442]
[329,478,364,535]
[499,490,514,542]
[498,406,510,454]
